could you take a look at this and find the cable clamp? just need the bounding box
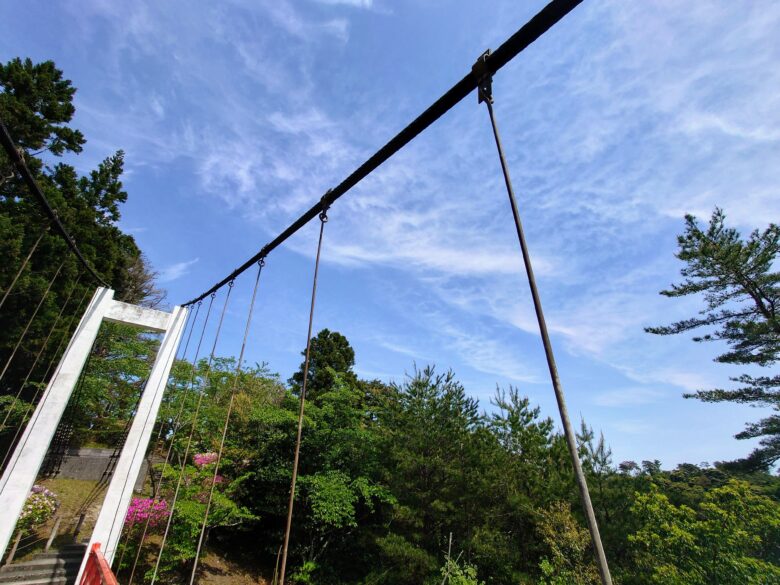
[471,49,494,104]
[319,189,332,222]
[258,258,266,268]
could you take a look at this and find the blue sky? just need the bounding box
[2,0,779,468]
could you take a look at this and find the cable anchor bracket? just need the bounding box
[319,189,332,222]
[472,49,494,105]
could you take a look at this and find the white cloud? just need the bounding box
[593,387,664,408]
[611,419,654,435]
[313,0,373,8]
[159,258,199,283]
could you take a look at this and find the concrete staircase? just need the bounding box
[0,544,86,585]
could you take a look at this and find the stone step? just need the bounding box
[0,577,68,585]
[0,557,82,573]
[0,543,87,585]
[0,566,77,584]
[30,552,84,561]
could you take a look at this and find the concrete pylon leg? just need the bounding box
[84,305,188,574]
[0,288,115,558]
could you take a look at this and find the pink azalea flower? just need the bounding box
[193,452,218,467]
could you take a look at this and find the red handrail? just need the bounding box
[79,543,119,585]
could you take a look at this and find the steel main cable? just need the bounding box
[189,260,265,584]
[0,121,110,288]
[150,286,233,585]
[181,0,583,307]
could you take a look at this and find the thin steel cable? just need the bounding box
[189,261,265,584]
[477,79,613,584]
[124,301,207,584]
[0,258,66,385]
[120,301,203,574]
[0,287,91,472]
[0,222,50,312]
[101,305,191,562]
[279,210,328,585]
[0,308,99,494]
[150,286,233,585]
[0,273,82,431]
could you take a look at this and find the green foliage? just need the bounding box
[647,209,780,468]
[110,329,780,584]
[629,480,780,584]
[439,557,485,585]
[536,501,599,585]
[70,322,160,447]
[290,561,318,584]
[647,208,779,366]
[289,328,357,399]
[17,486,59,535]
[0,57,84,161]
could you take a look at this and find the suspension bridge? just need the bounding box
[0,1,614,583]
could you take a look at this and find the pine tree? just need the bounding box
[647,208,780,469]
[0,57,160,442]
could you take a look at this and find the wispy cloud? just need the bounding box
[313,0,374,9]
[159,258,199,283]
[593,387,664,408]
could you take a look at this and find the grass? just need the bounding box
[9,478,106,563]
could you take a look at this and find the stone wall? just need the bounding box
[42,447,149,492]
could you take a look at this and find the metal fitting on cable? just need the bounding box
[471,49,494,104]
[319,189,332,222]
[258,258,266,268]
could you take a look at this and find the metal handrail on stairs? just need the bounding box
[79,543,117,585]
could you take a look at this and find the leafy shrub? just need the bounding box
[18,485,58,534]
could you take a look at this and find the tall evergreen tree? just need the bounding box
[647,208,780,469]
[289,328,357,399]
[0,57,160,441]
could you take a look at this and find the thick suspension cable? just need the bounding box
[0,286,91,472]
[150,286,233,585]
[124,300,204,584]
[279,210,328,585]
[181,0,583,307]
[189,260,265,584]
[0,272,83,431]
[0,121,110,288]
[474,61,613,584]
[0,258,66,384]
[0,222,50,312]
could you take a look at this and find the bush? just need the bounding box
[18,485,58,534]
